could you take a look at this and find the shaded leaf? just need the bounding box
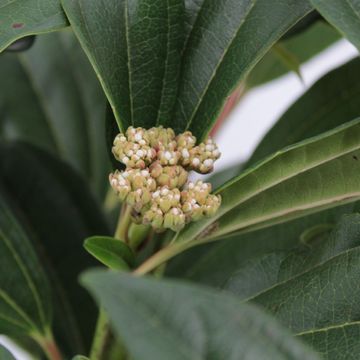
[61,0,184,131]
[0,31,109,202]
[81,271,319,360]
[247,21,340,88]
[0,142,109,354]
[0,188,51,338]
[84,236,134,270]
[173,0,313,139]
[0,0,68,53]
[311,0,360,51]
[0,345,16,360]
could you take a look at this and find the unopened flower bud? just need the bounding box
[109,170,131,201]
[147,126,175,149]
[187,137,221,174]
[163,207,186,232]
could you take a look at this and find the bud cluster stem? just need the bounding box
[115,204,133,243]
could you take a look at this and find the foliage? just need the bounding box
[1,0,360,359]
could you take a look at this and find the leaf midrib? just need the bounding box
[183,0,256,131]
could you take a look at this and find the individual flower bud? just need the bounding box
[147,126,176,149]
[163,207,186,232]
[129,169,157,192]
[156,165,188,189]
[109,170,131,201]
[203,194,222,217]
[187,137,221,174]
[112,130,156,169]
[157,146,180,166]
[126,188,152,212]
[142,205,164,230]
[176,131,196,166]
[126,126,150,145]
[152,186,181,213]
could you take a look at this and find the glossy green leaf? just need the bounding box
[166,199,359,284]
[84,237,134,270]
[310,0,360,51]
[61,0,184,131]
[0,0,68,53]
[0,189,51,338]
[0,31,109,202]
[247,21,340,88]
[0,142,110,354]
[248,58,360,166]
[173,0,313,139]
[171,118,360,250]
[0,345,16,360]
[82,271,319,360]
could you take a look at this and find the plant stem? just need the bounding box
[35,332,63,360]
[89,309,112,360]
[115,205,132,242]
[90,205,134,359]
[133,241,193,276]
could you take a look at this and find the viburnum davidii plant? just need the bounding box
[2,0,360,359]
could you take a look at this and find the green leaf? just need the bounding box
[61,0,184,131]
[248,58,360,167]
[247,21,340,88]
[81,271,319,360]
[0,0,68,53]
[84,237,134,270]
[72,356,90,360]
[0,31,110,202]
[0,345,16,360]
[0,188,51,338]
[173,118,360,249]
[166,201,359,286]
[0,141,110,354]
[173,0,313,139]
[310,0,360,51]
[244,216,360,359]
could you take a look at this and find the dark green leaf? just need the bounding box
[0,142,110,354]
[0,31,109,202]
[0,188,51,338]
[72,356,90,360]
[173,0,313,139]
[61,0,184,131]
[84,236,134,270]
[166,201,359,286]
[310,0,360,51]
[247,21,340,88]
[81,271,319,360]
[248,58,360,166]
[0,345,16,360]
[0,0,68,53]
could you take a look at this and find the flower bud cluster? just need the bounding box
[110,126,221,232]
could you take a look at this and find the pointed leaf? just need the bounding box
[0,0,68,53]
[173,118,360,250]
[84,237,134,270]
[173,0,313,139]
[310,0,360,51]
[81,271,319,360]
[61,0,184,131]
[247,21,340,88]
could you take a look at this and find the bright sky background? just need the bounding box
[1,38,359,360]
